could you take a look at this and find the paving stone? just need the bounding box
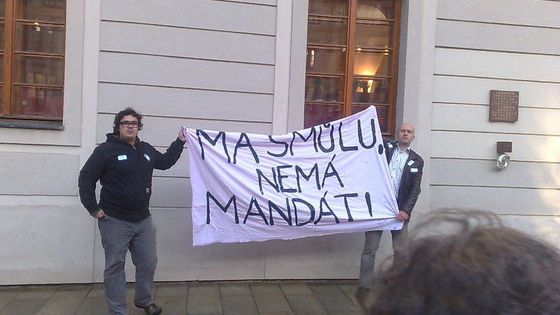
[36,285,91,315]
[0,280,364,315]
[155,282,189,297]
[309,284,361,315]
[0,298,47,315]
[188,283,220,296]
[255,310,294,315]
[0,287,20,310]
[187,283,222,314]
[74,297,108,315]
[220,283,252,296]
[154,284,188,315]
[279,282,314,296]
[86,285,104,298]
[284,294,328,315]
[76,285,144,315]
[155,295,187,315]
[250,283,293,314]
[14,286,56,300]
[221,295,259,315]
[0,286,56,315]
[338,283,360,304]
[251,283,283,295]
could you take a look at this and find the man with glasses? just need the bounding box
[357,123,424,297]
[79,107,186,315]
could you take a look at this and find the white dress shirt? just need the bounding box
[388,145,410,198]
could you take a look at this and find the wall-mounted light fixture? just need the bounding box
[496,141,512,170]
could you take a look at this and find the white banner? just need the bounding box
[186,106,401,246]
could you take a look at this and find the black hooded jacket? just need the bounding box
[78,133,185,222]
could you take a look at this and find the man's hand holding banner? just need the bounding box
[185,106,400,246]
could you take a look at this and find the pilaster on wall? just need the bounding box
[395,0,438,218]
[272,1,292,135]
[81,0,101,159]
[81,0,102,283]
[286,0,308,132]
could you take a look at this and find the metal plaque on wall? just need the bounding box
[489,90,519,122]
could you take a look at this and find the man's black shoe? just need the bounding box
[135,303,162,315]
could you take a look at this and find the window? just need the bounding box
[0,0,65,123]
[304,0,400,135]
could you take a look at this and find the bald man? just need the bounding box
[358,123,424,295]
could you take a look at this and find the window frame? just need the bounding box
[304,0,401,137]
[0,0,66,125]
[0,0,84,144]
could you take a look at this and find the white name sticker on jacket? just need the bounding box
[407,160,414,166]
[410,168,418,173]
[118,155,127,161]
[144,153,151,161]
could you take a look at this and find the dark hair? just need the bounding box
[360,209,560,315]
[113,107,143,135]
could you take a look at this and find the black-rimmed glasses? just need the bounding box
[119,121,140,128]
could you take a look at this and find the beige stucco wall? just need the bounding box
[430,0,560,245]
[1,0,558,285]
[0,0,96,284]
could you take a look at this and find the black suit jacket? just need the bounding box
[385,141,424,216]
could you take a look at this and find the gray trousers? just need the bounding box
[98,215,158,315]
[358,222,408,288]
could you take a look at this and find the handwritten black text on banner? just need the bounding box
[185,106,400,246]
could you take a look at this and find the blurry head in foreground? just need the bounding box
[359,209,560,315]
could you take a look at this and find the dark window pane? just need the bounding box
[0,0,5,16]
[355,21,392,48]
[309,0,347,16]
[356,0,394,20]
[353,105,388,132]
[305,76,345,102]
[352,104,369,114]
[0,22,4,45]
[352,105,388,119]
[14,55,64,85]
[0,55,3,81]
[378,118,387,133]
[16,22,65,54]
[353,51,391,76]
[16,0,65,23]
[13,86,63,119]
[305,0,399,137]
[307,48,346,74]
[307,17,347,45]
[304,103,342,128]
[376,105,388,121]
[351,78,390,103]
